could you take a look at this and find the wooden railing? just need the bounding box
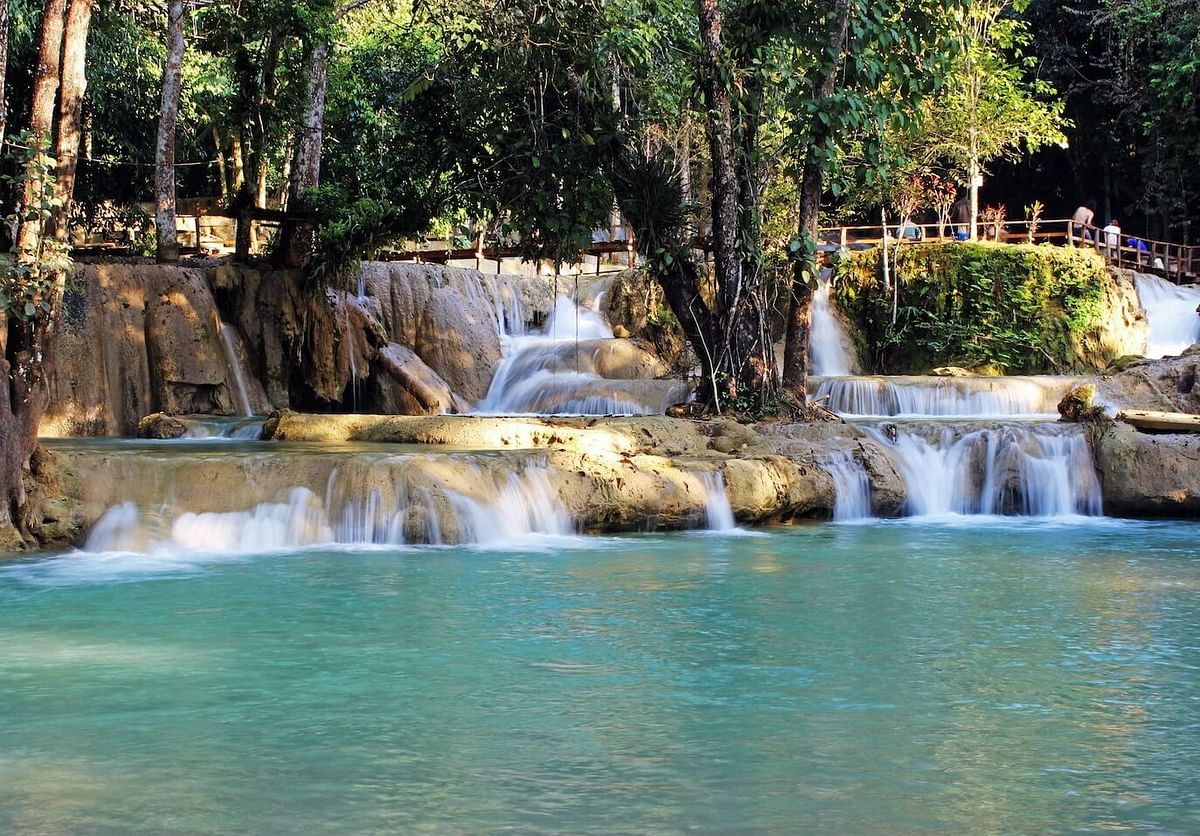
[816,218,1199,283]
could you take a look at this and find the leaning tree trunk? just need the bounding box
[51,0,95,242]
[781,0,853,400]
[154,0,185,264]
[15,0,67,260]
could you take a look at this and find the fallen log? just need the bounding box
[1119,409,1200,433]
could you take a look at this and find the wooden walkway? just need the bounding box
[817,218,1200,284]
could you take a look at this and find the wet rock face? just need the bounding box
[44,264,247,437]
[1092,420,1200,515]
[373,344,468,415]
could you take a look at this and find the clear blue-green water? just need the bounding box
[2,520,1199,834]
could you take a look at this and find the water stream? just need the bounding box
[478,294,688,415]
[1134,272,1200,358]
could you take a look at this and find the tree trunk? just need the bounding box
[781,0,853,399]
[696,0,740,336]
[15,0,67,260]
[51,0,95,242]
[230,132,245,191]
[289,42,330,202]
[695,0,774,406]
[0,0,10,147]
[278,41,330,267]
[213,126,228,199]
[154,0,185,264]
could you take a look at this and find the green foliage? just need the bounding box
[0,134,73,322]
[304,186,431,288]
[834,242,1112,373]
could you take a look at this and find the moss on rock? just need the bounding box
[834,243,1145,374]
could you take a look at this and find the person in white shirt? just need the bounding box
[1102,219,1121,254]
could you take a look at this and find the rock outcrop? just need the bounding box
[1093,353,1200,414]
[43,263,271,436]
[1091,419,1200,516]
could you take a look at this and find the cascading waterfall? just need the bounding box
[1133,273,1200,358]
[814,375,1080,418]
[477,295,688,415]
[823,451,872,521]
[867,422,1102,517]
[699,471,737,531]
[810,272,858,376]
[82,455,575,554]
[218,322,256,418]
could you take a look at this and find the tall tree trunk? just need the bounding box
[0,0,10,147]
[278,41,329,267]
[251,30,283,208]
[695,0,773,406]
[781,0,853,399]
[696,0,739,337]
[154,0,185,264]
[15,0,67,260]
[51,0,94,242]
[1,0,71,545]
[289,42,330,202]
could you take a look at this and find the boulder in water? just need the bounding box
[138,413,191,439]
[931,366,972,377]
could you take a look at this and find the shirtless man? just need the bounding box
[1071,201,1097,242]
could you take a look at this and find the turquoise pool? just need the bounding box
[1,520,1198,833]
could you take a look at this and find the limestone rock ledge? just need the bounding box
[1091,419,1200,516]
[261,411,907,528]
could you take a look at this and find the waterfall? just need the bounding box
[814,375,1078,418]
[867,422,1102,518]
[1134,273,1200,358]
[699,471,737,531]
[477,294,688,415]
[824,452,872,521]
[219,322,255,417]
[83,462,575,554]
[811,273,857,376]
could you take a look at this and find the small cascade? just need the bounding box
[1133,273,1200,358]
[179,417,266,440]
[867,422,1102,517]
[699,471,737,530]
[478,294,688,415]
[810,273,858,376]
[218,322,256,417]
[823,452,872,521]
[814,375,1079,418]
[83,458,574,554]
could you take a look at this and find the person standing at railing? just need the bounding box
[1103,219,1121,259]
[1071,200,1097,242]
[951,195,972,240]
